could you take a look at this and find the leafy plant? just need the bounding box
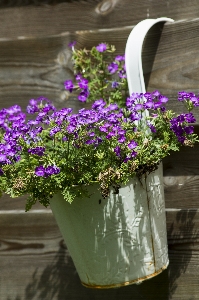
[0,42,198,211]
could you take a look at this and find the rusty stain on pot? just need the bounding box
[81,263,168,289]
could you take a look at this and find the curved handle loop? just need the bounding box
[125,17,174,95]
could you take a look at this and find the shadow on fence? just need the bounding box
[6,208,197,300]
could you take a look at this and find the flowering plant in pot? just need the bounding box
[1,42,198,210]
[0,23,198,287]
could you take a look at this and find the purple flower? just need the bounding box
[115,55,125,61]
[35,166,45,177]
[27,120,39,126]
[190,96,199,106]
[6,105,22,115]
[29,99,37,106]
[161,107,166,112]
[126,95,136,108]
[144,101,154,109]
[76,74,82,81]
[26,105,39,114]
[68,41,76,48]
[94,137,103,146]
[185,113,196,123]
[131,150,137,158]
[147,122,156,133]
[6,149,16,157]
[107,103,119,111]
[64,80,74,93]
[96,43,107,52]
[99,126,108,133]
[85,139,95,145]
[42,103,56,113]
[45,165,60,177]
[28,147,45,156]
[92,99,106,110]
[184,126,194,134]
[0,154,7,162]
[62,136,68,142]
[108,63,118,74]
[106,132,116,139]
[130,113,141,121]
[52,165,60,175]
[128,140,138,149]
[153,90,161,97]
[88,131,95,137]
[14,155,21,162]
[78,78,88,89]
[67,125,76,133]
[50,126,61,136]
[118,135,126,143]
[159,95,168,103]
[153,102,162,109]
[134,104,143,111]
[78,91,88,102]
[118,70,126,79]
[114,146,121,157]
[111,81,119,88]
[177,136,186,143]
[144,92,153,101]
[35,126,43,134]
[178,91,188,101]
[124,151,137,163]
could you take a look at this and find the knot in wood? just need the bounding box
[96,0,117,16]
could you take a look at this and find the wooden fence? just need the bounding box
[1,1,199,299]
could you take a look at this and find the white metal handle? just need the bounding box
[125,18,174,95]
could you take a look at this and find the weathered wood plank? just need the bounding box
[163,142,199,209]
[0,0,198,38]
[0,209,199,300]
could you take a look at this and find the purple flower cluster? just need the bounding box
[0,97,57,169]
[126,91,168,111]
[0,105,27,165]
[178,91,199,106]
[35,165,60,177]
[64,75,90,102]
[170,113,196,143]
[28,147,45,156]
[108,54,126,81]
[0,87,197,186]
[76,75,89,102]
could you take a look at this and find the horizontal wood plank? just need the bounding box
[0,0,198,39]
[163,141,199,209]
[0,209,199,299]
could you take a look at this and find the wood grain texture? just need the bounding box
[0,0,198,38]
[0,209,198,300]
[163,141,199,209]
